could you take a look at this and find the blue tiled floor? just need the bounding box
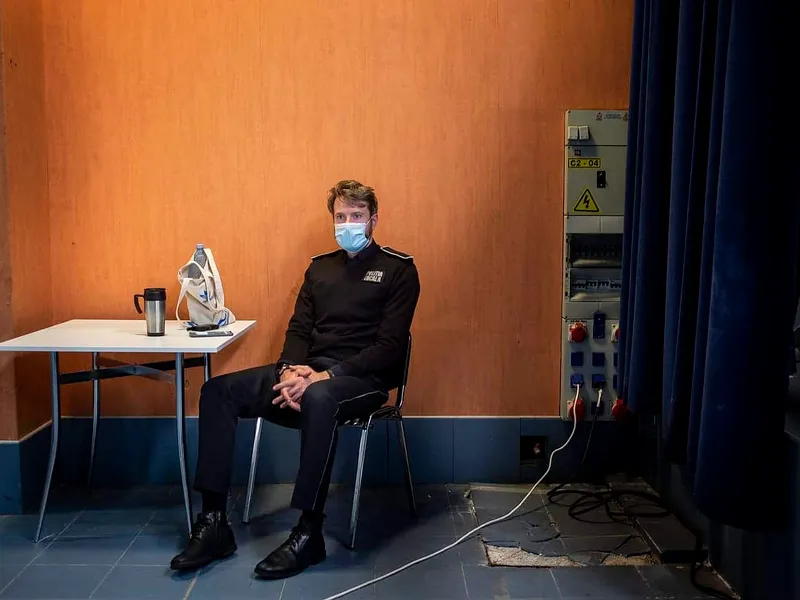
[0,484,726,599]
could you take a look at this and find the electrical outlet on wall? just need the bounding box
[520,435,549,483]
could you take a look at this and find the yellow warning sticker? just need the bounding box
[573,188,601,213]
[567,157,602,169]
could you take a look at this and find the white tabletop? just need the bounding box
[0,319,257,354]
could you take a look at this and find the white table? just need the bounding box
[0,319,256,542]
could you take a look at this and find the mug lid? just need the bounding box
[143,288,166,300]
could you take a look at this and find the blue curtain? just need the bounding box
[620,0,796,529]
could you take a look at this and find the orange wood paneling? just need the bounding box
[0,0,51,440]
[0,50,15,439]
[28,0,634,426]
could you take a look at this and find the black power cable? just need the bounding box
[545,409,736,600]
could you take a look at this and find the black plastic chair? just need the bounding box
[241,336,417,548]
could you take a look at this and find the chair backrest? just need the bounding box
[394,334,412,409]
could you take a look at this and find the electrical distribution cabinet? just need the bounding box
[561,110,628,421]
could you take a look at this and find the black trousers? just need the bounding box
[193,359,389,512]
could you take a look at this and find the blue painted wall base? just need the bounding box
[1,416,627,514]
[0,443,22,514]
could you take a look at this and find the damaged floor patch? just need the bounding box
[486,544,657,568]
[470,483,657,568]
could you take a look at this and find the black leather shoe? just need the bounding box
[170,511,237,571]
[254,519,326,579]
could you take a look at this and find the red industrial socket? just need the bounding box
[611,398,628,420]
[568,397,585,421]
[568,321,587,343]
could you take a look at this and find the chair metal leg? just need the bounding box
[348,423,372,549]
[243,417,263,524]
[35,352,61,543]
[396,417,416,516]
[175,353,193,534]
[87,352,100,488]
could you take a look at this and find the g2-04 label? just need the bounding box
[568,157,602,169]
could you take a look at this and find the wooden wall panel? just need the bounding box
[0,9,15,439]
[0,0,51,440]
[33,0,634,425]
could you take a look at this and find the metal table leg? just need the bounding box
[87,352,100,488]
[35,352,61,543]
[175,353,193,534]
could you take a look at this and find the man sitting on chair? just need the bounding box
[170,180,421,579]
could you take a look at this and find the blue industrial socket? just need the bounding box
[592,352,605,367]
[571,352,584,367]
[570,373,584,388]
[591,373,606,389]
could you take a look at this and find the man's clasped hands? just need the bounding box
[272,365,332,412]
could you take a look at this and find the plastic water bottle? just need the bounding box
[187,243,207,278]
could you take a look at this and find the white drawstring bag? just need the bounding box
[176,247,236,327]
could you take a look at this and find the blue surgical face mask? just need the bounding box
[334,220,372,254]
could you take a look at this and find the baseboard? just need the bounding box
[2,415,625,514]
[0,442,22,513]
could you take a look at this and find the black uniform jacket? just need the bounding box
[277,241,420,390]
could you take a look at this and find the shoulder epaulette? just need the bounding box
[380,247,414,262]
[311,249,340,261]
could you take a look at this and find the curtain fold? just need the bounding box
[620,0,680,415]
[661,0,704,464]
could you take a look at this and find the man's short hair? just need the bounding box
[327,180,378,216]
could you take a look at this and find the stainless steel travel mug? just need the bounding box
[134,288,167,336]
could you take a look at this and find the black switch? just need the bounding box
[593,312,606,339]
[597,170,607,188]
